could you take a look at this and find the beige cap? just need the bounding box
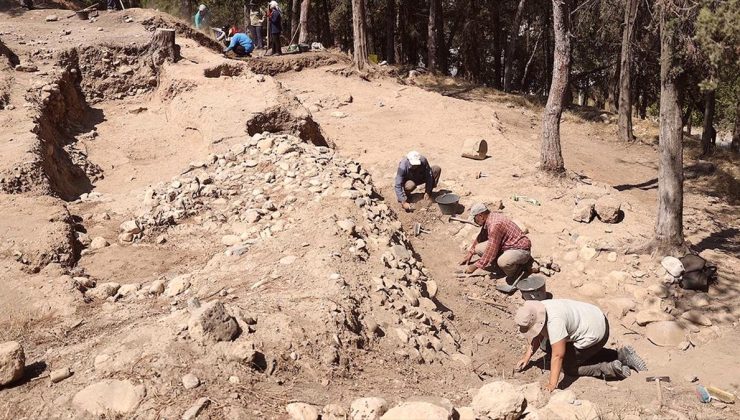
[514,301,547,342]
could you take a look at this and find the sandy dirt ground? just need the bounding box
[0,6,738,420]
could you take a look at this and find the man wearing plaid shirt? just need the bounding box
[460,203,532,282]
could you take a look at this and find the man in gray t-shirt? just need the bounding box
[514,299,647,392]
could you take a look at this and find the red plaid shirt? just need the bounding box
[473,213,531,269]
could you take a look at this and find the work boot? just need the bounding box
[618,346,648,372]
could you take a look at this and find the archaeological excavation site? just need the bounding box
[0,4,738,420]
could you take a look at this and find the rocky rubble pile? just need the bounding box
[109,132,458,361]
[283,380,603,420]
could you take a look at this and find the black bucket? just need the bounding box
[435,193,460,215]
[518,275,547,300]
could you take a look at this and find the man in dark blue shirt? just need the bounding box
[267,1,282,56]
[394,151,442,211]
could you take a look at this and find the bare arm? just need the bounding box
[546,339,566,391]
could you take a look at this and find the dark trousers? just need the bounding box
[403,165,442,194]
[543,318,619,378]
[250,26,264,49]
[270,32,282,55]
[233,45,251,57]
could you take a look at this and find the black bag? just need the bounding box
[678,254,717,291]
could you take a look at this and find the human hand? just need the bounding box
[424,193,432,202]
[541,380,557,393]
[465,264,478,274]
[459,255,472,266]
[515,358,529,372]
[401,201,412,211]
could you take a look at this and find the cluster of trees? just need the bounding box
[140,0,738,251]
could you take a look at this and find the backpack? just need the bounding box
[678,254,717,291]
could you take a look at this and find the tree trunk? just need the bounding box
[491,0,503,89]
[520,29,542,90]
[654,1,684,251]
[320,0,333,46]
[395,0,403,64]
[385,0,396,63]
[427,0,440,71]
[298,0,310,44]
[364,0,376,55]
[732,100,740,153]
[352,0,369,70]
[539,0,569,173]
[147,28,178,67]
[617,0,638,141]
[291,0,300,39]
[701,89,716,155]
[503,0,527,92]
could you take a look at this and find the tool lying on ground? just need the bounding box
[476,171,488,179]
[455,271,488,278]
[646,376,671,407]
[447,216,477,226]
[413,223,431,237]
[66,4,97,18]
[465,295,510,313]
[512,195,541,206]
[706,385,737,404]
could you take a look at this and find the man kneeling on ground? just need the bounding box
[394,151,441,212]
[460,203,532,281]
[223,29,254,57]
[515,299,647,392]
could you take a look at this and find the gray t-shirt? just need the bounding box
[542,299,606,349]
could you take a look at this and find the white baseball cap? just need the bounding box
[199,4,207,11]
[406,151,422,166]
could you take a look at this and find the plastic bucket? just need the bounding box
[518,275,547,301]
[435,193,460,215]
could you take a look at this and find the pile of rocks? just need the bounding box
[573,194,622,224]
[284,380,603,420]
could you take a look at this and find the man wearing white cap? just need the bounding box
[394,151,441,211]
[514,300,646,392]
[460,203,532,280]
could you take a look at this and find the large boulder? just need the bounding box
[645,321,686,347]
[350,397,388,420]
[573,199,595,223]
[594,196,622,223]
[536,390,599,420]
[471,381,525,420]
[286,402,320,420]
[72,379,146,415]
[381,402,450,420]
[0,341,25,386]
[188,301,239,343]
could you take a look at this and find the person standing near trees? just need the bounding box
[249,4,265,49]
[194,4,208,30]
[267,1,283,56]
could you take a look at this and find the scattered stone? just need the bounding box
[336,219,356,233]
[227,341,259,364]
[286,403,320,420]
[457,406,476,420]
[322,403,347,420]
[14,63,38,72]
[684,374,699,383]
[647,284,670,298]
[595,196,621,223]
[381,402,450,420]
[579,246,597,261]
[518,382,545,407]
[45,15,59,22]
[221,235,240,246]
[182,373,200,389]
[607,252,618,262]
[0,341,25,386]
[391,245,411,261]
[88,282,121,300]
[570,277,584,288]
[471,381,525,420]
[645,321,686,347]
[280,255,297,265]
[563,250,578,262]
[120,220,141,234]
[681,310,712,326]
[689,294,711,308]
[50,367,72,383]
[89,236,110,249]
[573,199,595,223]
[331,111,348,118]
[350,397,388,420]
[182,397,210,420]
[244,210,261,223]
[72,380,146,415]
[426,280,438,298]
[451,353,472,366]
[604,297,636,318]
[635,310,674,326]
[149,279,166,295]
[164,275,190,297]
[188,301,239,343]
